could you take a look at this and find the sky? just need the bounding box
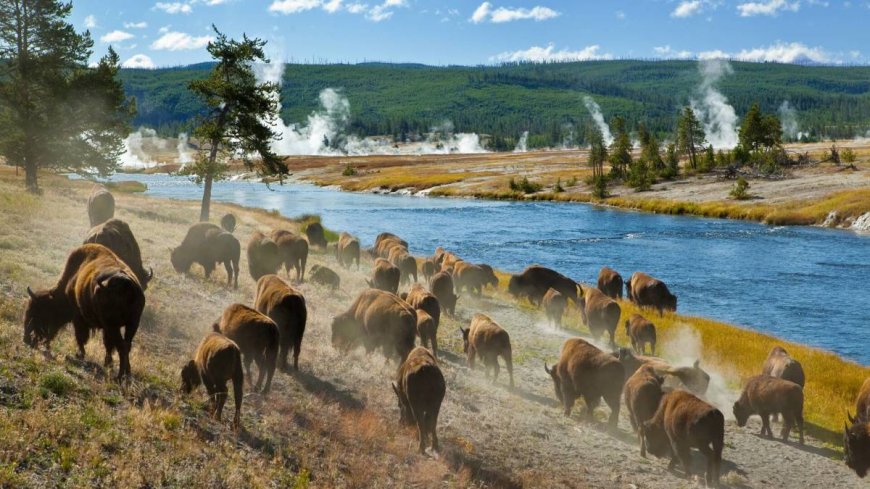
[72,0,869,69]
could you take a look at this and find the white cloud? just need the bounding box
[492,44,612,63]
[100,30,135,43]
[470,2,560,23]
[269,0,321,14]
[736,0,800,16]
[672,0,703,17]
[122,54,156,69]
[615,10,626,19]
[323,0,343,13]
[698,42,833,64]
[367,0,407,22]
[697,49,730,60]
[159,25,171,33]
[84,15,97,28]
[346,2,367,13]
[268,0,398,20]
[203,0,228,4]
[124,21,148,29]
[150,31,213,51]
[653,45,693,58]
[154,2,193,14]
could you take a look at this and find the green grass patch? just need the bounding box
[39,371,77,398]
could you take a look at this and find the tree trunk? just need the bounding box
[199,172,213,222]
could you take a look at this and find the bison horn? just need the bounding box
[26,286,36,299]
[848,411,856,425]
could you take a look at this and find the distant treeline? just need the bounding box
[120,60,870,149]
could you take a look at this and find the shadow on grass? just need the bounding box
[291,368,365,412]
[440,437,524,489]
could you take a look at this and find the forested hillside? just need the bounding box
[121,60,870,148]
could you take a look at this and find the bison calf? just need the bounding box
[429,271,458,317]
[625,313,656,355]
[623,364,664,457]
[597,266,623,300]
[254,275,307,371]
[87,185,115,227]
[542,288,566,327]
[213,304,279,394]
[733,375,804,445]
[393,346,446,453]
[310,264,340,290]
[181,332,244,430]
[368,258,401,294]
[579,287,621,346]
[460,314,514,388]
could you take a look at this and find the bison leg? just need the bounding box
[72,316,90,360]
[223,261,233,287]
[277,337,290,372]
[428,405,442,452]
[104,327,129,381]
[214,384,228,422]
[638,425,647,458]
[761,413,773,438]
[466,347,476,370]
[672,439,693,478]
[490,356,499,383]
[243,355,254,387]
[503,352,514,388]
[100,329,115,368]
[203,380,217,415]
[604,392,620,429]
[697,442,716,486]
[780,412,793,442]
[292,335,302,371]
[261,348,277,394]
[796,411,804,445]
[430,334,438,359]
[584,395,600,422]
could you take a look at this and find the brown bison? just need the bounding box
[643,390,724,487]
[393,346,446,453]
[87,185,115,227]
[624,313,656,355]
[508,265,579,306]
[254,275,307,371]
[429,271,458,317]
[220,213,236,233]
[305,222,327,249]
[388,246,417,284]
[271,229,309,283]
[579,286,621,346]
[542,288,566,327]
[623,364,665,457]
[375,236,408,259]
[478,264,499,289]
[335,232,361,269]
[368,257,401,293]
[733,375,804,444]
[181,332,244,430]
[331,289,416,362]
[460,314,514,388]
[761,346,805,388]
[421,258,437,282]
[432,247,460,269]
[213,304,279,394]
[544,338,624,428]
[84,218,152,290]
[375,232,408,250]
[613,349,710,396]
[453,261,490,296]
[403,283,441,332]
[247,231,282,281]
[627,272,677,315]
[597,267,623,300]
[414,309,437,357]
[613,348,668,377]
[171,222,240,288]
[24,244,145,381]
[309,264,340,290]
[845,378,870,477]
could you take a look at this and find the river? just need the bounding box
[116,173,870,364]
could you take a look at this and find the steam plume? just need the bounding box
[691,60,738,149]
[514,131,529,153]
[778,101,800,141]
[582,96,613,146]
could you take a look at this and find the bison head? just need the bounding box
[845,418,870,478]
[170,246,192,273]
[664,292,677,312]
[544,362,562,402]
[180,360,201,394]
[391,382,413,426]
[442,293,459,317]
[507,275,522,297]
[642,420,671,459]
[732,400,751,427]
[23,287,72,348]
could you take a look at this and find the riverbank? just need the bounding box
[0,167,867,487]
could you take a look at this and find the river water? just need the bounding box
[117,173,870,364]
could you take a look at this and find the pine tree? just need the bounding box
[676,106,706,170]
[662,142,680,179]
[608,116,631,179]
[587,126,608,198]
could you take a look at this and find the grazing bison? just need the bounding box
[331,289,416,362]
[762,346,805,388]
[87,185,115,227]
[393,346,446,454]
[623,364,665,457]
[171,222,240,288]
[247,231,282,281]
[254,275,307,371]
[421,258,437,282]
[220,213,236,233]
[213,304,279,394]
[845,378,870,477]
[309,264,340,290]
[271,229,309,283]
[84,218,152,290]
[579,286,621,346]
[24,244,145,381]
[627,272,677,315]
[181,332,244,430]
[414,309,437,357]
[429,271,458,317]
[508,265,579,306]
[368,258,401,294]
[643,390,724,487]
[625,313,656,355]
[453,261,490,296]
[479,264,499,289]
[734,375,804,444]
[403,283,441,332]
[305,222,327,249]
[460,314,514,387]
[544,338,624,428]
[542,288,566,327]
[335,232,361,269]
[597,267,623,300]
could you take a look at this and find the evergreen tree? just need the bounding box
[676,106,706,170]
[662,142,680,179]
[637,123,663,171]
[187,27,285,221]
[608,116,631,179]
[587,126,608,198]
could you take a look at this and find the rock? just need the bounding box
[850,211,870,233]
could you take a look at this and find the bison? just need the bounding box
[247,231,282,281]
[24,244,145,381]
[762,346,805,388]
[335,232,361,269]
[171,222,240,288]
[643,390,724,487]
[579,286,621,346]
[309,264,340,290]
[331,289,416,362]
[453,261,490,296]
[83,218,152,290]
[733,375,804,444]
[845,378,870,477]
[254,275,307,371]
[181,332,244,430]
[388,247,417,284]
[213,304,279,394]
[597,267,623,300]
[220,213,236,233]
[623,364,665,457]
[305,222,327,250]
[625,313,656,355]
[542,288,566,327]
[375,232,408,250]
[421,258,437,282]
[368,258,401,294]
[271,229,309,283]
[403,283,441,335]
[87,185,115,227]
[627,272,677,315]
[393,346,446,454]
[478,264,499,290]
[544,338,624,428]
[460,314,514,388]
[414,309,437,357]
[613,349,710,396]
[429,271,458,317]
[508,265,578,306]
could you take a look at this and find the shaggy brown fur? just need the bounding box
[508,265,578,306]
[429,271,458,317]
[213,304,279,394]
[181,332,244,430]
[388,246,417,284]
[368,258,401,294]
[421,258,437,282]
[84,218,152,290]
[643,390,724,486]
[404,283,441,332]
[734,375,805,444]
[24,244,145,381]
[597,267,623,300]
[375,232,408,250]
[478,264,499,289]
[414,309,438,358]
[453,261,490,296]
[87,185,115,227]
[375,237,407,259]
[845,378,870,478]
[220,213,236,233]
[309,264,340,290]
[271,229,309,283]
[460,314,514,388]
[579,286,621,346]
[624,313,657,355]
[627,272,677,315]
[246,231,282,281]
[762,346,805,388]
[335,232,361,269]
[393,347,446,454]
[254,275,307,371]
[171,222,240,288]
[304,222,327,249]
[331,289,416,362]
[623,364,664,457]
[613,348,710,396]
[542,288,566,327]
[545,338,624,428]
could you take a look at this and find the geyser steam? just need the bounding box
[691,60,738,149]
[582,96,613,146]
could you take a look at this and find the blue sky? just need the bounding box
[73,0,869,68]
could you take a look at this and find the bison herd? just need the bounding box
[17,184,870,483]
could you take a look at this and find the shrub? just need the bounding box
[342,163,357,176]
[508,176,541,193]
[842,148,856,163]
[627,160,653,191]
[553,178,565,193]
[729,177,751,200]
[565,176,577,187]
[589,175,608,198]
[39,371,76,397]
